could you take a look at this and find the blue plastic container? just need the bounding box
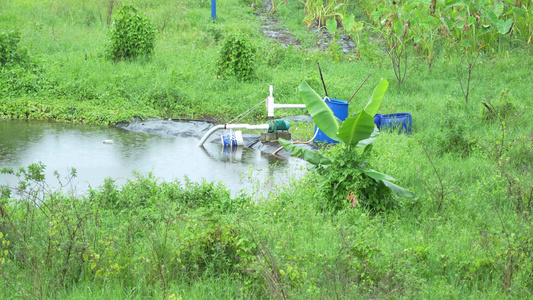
[379,113,412,134]
[373,113,382,127]
[314,98,349,144]
[221,131,244,147]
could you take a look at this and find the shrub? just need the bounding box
[317,145,399,213]
[0,27,29,68]
[105,4,157,61]
[216,33,256,81]
[0,28,46,95]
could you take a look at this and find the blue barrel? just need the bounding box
[373,113,382,128]
[314,98,348,144]
[379,113,412,134]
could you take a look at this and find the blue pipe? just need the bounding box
[211,0,216,19]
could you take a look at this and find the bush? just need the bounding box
[216,33,256,81]
[317,145,399,213]
[105,4,157,61]
[0,27,29,68]
[0,27,46,95]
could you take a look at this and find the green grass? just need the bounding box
[1,0,533,299]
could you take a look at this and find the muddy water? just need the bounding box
[256,0,355,54]
[0,120,306,196]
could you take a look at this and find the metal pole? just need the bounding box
[211,0,216,19]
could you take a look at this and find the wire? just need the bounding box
[227,97,269,124]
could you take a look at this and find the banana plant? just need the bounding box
[280,78,414,198]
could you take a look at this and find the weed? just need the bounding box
[262,43,287,67]
[436,114,478,158]
[481,89,520,124]
[216,32,257,81]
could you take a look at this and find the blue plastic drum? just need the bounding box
[314,98,349,144]
[379,113,412,134]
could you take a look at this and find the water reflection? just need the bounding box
[0,120,305,196]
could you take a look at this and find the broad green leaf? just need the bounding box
[497,19,513,35]
[421,16,439,28]
[363,169,397,182]
[467,16,476,26]
[299,82,341,141]
[494,2,504,17]
[381,180,415,197]
[343,14,355,31]
[279,138,332,165]
[512,7,526,17]
[393,21,404,37]
[363,78,389,116]
[485,9,499,24]
[326,19,337,35]
[442,17,454,30]
[337,112,374,147]
[356,126,379,147]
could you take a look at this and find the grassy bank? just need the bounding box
[1,0,533,298]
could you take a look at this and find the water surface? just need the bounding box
[0,120,305,196]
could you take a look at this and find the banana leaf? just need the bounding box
[279,138,332,166]
[356,126,380,148]
[299,81,341,141]
[363,78,389,117]
[381,180,415,197]
[337,111,375,147]
[363,169,397,182]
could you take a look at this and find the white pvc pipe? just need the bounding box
[198,123,270,146]
[266,85,306,118]
[266,85,275,118]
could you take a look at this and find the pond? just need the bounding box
[0,120,306,197]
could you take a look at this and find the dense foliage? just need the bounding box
[216,33,257,81]
[317,144,399,212]
[0,28,29,68]
[106,4,157,61]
